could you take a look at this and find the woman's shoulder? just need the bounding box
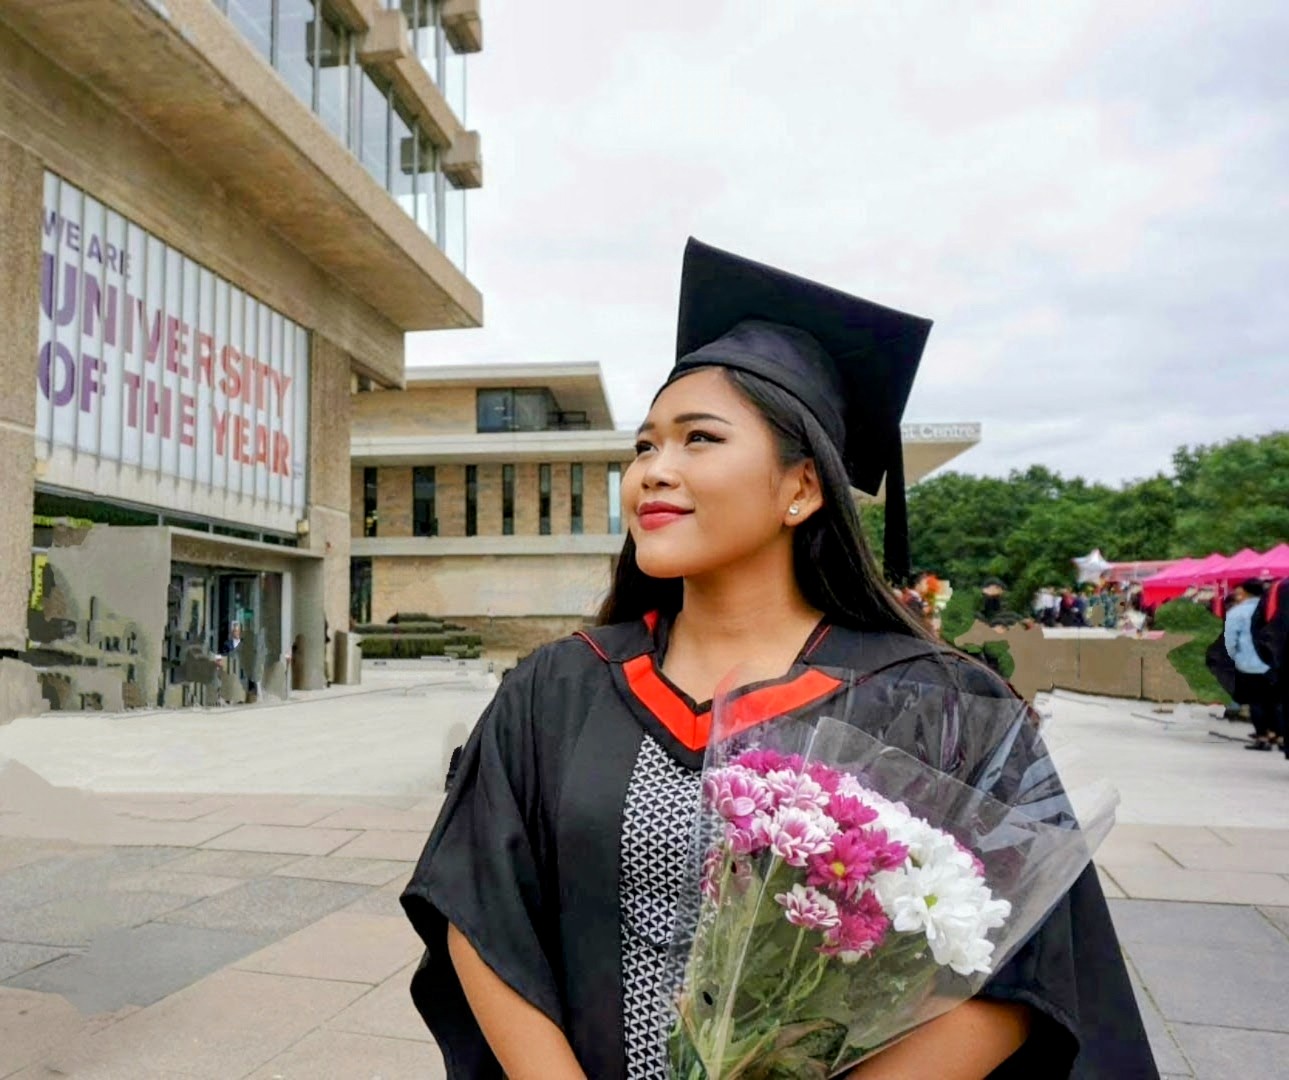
[818,626,1019,701]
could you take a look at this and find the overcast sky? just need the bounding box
[406,0,1289,486]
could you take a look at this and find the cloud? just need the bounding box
[407,0,1289,484]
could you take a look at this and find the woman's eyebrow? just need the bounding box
[636,412,732,435]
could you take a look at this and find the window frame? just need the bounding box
[412,465,437,537]
[465,464,479,537]
[538,463,551,536]
[570,463,584,535]
[502,463,515,536]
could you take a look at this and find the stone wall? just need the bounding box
[436,465,467,537]
[371,553,614,621]
[351,385,476,436]
[376,468,413,538]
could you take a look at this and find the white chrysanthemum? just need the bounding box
[764,769,831,811]
[765,806,836,866]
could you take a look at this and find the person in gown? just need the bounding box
[402,238,1158,1079]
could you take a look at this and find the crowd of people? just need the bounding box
[1029,582,1148,632]
[1216,578,1289,756]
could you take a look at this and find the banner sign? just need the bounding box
[37,172,309,520]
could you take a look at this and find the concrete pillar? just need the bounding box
[0,135,41,654]
[551,463,572,536]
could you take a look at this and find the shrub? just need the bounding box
[1153,599,1230,703]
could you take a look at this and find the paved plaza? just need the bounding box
[0,666,1287,1078]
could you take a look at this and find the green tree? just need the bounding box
[1172,433,1289,554]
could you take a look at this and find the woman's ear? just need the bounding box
[785,460,825,525]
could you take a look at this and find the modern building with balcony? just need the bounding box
[349,364,984,653]
[0,0,484,718]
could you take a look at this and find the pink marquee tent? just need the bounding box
[1141,545,1289,607]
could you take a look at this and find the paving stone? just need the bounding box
[233,911,420,984]
[106,869,244,898]
[1211,827,1289,849]
[272,855,412,886]
[1257,906,1289,942]
[0,941,68,981]
[158,877,369,937]
[0,847,189,915]
[1109,899,1289,949]
[1125,940,1289,1031]
[161,849,304,878]
[199,824,359,856]
[1107,865,1289,905]
[29,969,367,1079]
[326,962,432,1044]
[102,796,232,822]
[1,890,195,948]
[1170,1023,1289,1080]
[312,805,436,832]
[0,837,83,874]
[197,799,339,827]
[4,922,271,1015]
[330,829,426,862]
[1111,824,1229,847]
[0,987,93,1078]
[1096,867,1126,898]
[344,878,410,920]
[1123,951,1190,1075]
[245,1028,444,1079]
[1095,836,1180,870]
[1157,843,1289,874]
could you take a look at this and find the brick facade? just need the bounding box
[376,468,412,538]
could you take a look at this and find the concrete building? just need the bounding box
[350,364,983,652]
[1,0,484,719]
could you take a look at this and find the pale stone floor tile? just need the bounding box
[1212,826,1289,849]
[5,922,272,1015]
[199,824,359,857]
[0,987,93,1079]
[1109,899,1288,950]
[344,878,410,920]
[0,941,69,982]
[198,800,340,828]
[1170,1023,1289,1080]
[326,963,432,1044]
[1094,836,1180,870]
[106,868,245,897]
[1111,824,1230,847]
[158,877,369,937]
[1108,865,1289,906]
[1156,843,1289,875]
[163,849,305,878]
[1095,866,1126,898]
[312,805,436,833]
[1257,905,1289,941]
[1,890,196,949]
[272,855,412,887]
[330,830,426,862]
[30,969,367,1080]
[101,796,233,822]
[1127,940,1289,1032]
[245,1028,445,1079]
[232,911,421,985]
[98,817,241,848]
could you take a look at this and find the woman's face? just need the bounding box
[622,368,815,580]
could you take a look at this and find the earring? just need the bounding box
[788,504,801,517]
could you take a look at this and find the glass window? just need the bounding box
[607,463,623,533]
[391,96,416,217]
[476,388,554,432]
[571,464,584,535]
[227,0,273,60]
[502,464,515,536]
[444,43,467,123]
[415,131,437,237]
[445,182,467,271]
[363,466,378,537]
[317,7,351,144]
[277,0,317,107]
[465,465,478,537]
[539,464,551,536]
[413,466,436,536]
[349,557,372,624]
[360,71,391,187]
[394,0,440,81]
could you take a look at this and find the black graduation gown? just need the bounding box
[401,616,1158,1079]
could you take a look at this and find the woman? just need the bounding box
[402,239,1157,1079]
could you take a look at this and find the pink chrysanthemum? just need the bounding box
[805,828,909,897]
[732,748,788,775]
[821,889,891,961]
[766,807,835,867]
[775,884,841,931]
[765,769,831,812]
[726,813,772,855]
[805,761,843,794]
[704,768,773,829]
[827,793,879,830]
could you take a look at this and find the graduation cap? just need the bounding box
[664,237,933,583]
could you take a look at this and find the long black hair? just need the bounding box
[595,367,930,640]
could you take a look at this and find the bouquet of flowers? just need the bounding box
[667,668,1115,1079]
